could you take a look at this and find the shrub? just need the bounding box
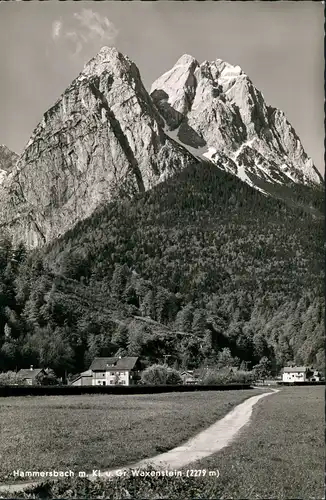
[202,369,231,385]
[233,370,255,384]
[201,369,255,385]
[141,364,168,385]
[140,364,182,385]
[37,369,61,386]
[166,368,183,385]
[0,371,25,386]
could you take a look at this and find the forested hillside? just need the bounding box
[0,161,323,376]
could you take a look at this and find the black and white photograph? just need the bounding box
[0,1,324,498]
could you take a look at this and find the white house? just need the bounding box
[282,366,312,382]
[89,357,141,386]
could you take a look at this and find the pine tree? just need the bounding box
[175,304,194,333]
[217,348,235,368]
[140,290,155,318]
[191,308,206,338]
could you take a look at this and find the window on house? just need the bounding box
[121,381,125,384]
[103,381,106,386]
[110,381,114,384]
[111,372,115,376]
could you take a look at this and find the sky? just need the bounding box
[0,1,324,173]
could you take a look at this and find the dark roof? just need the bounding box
[90,357,139,371]
[283,366,309,373]
[17,368,44,379]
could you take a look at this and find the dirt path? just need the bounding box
[0,388,279,494]
[89,388,279,479]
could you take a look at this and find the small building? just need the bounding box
[70,369,93,386]
[90,357,141,386]
[17,366,47,385]
[309,370,322,382]
[282,366,312,382]
[180,370,198,385]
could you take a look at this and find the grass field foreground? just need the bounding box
[188,385,325,499]
[3,387,323,499]
[0,389,260,484]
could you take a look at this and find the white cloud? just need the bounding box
[74,9,118,42]
[52,20,62,40]
[51,9,118,57]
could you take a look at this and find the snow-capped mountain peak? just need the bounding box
[151,55,323,191]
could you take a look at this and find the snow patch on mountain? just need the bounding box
[163,125,207,160]
[203,146,218,161]
[279,164,297,183]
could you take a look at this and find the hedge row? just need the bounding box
[0,383,252,397]
[277,381,325,386]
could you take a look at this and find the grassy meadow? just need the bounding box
[2,386,323,499]
[0,389,259,484]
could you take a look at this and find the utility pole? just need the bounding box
[163,355,171,366]
[244,361,251,371]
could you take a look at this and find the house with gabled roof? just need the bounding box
[282,366,313,382]
[17,366,47,385]
[180,370,199,385]
[89,357,141,386]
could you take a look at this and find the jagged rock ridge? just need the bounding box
[0,47,195,248]
[151,55,323,193]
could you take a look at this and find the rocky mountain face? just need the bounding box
[0,47,195,248]
[151,55,323,194]
[0,145,18,184]
[0,48,323,249]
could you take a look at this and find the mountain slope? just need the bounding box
[45,159,323,297]
[151,55,323,193]
[0,47,195,248]
[0,159,323,375]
